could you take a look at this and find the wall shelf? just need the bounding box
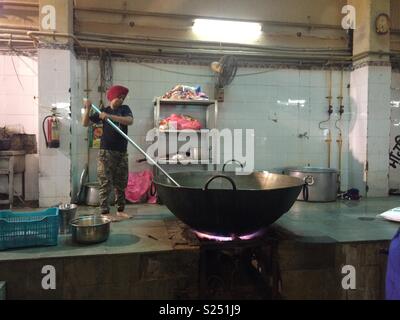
[154,99,215,107]
[156,129,210,134]
[153,97,218,173]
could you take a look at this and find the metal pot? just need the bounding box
[84,182,115,206]
[286,167,338,202]
[70,215,111,244]
[85,182,100,206]
[58,203,77,234]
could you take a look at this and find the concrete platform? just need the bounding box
[0,204,180,262]
[275,197,400,243]
[1,197,399,262]
[0,197,398,299]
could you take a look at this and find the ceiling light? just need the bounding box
[192,18,262,43]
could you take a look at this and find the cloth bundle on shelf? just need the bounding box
[162,84,209,101]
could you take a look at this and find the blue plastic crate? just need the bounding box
[0,208,59,250]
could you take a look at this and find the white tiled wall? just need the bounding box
[75,60,351,191]
[349,65,391,197]
[38,49,72,207]
[0,54,39,200]
[349,67,369,195]
[389,71,400,190]
[70,53,88,202]
[366,66,391,197]
[3,53,393,204]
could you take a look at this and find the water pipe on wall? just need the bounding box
[335,69,344,192]
[27,31,84,48]
[319,69,333,168]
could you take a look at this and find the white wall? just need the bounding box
[390,71,400,190]
[0,53,39,201]
[70,53,88,202]
[349,67,368,195]
[349,65,391,197]
[74,59,351,191]
[38,49,72,207]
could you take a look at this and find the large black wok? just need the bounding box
[153,171,303,237]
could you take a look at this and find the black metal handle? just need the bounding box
[222,159,244,172]
[204,175,237,191]
[302,183,309,202]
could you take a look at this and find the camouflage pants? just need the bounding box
[97,149,128,212]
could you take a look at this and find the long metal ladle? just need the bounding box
[90,103,181,187]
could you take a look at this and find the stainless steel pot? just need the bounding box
[70,215,111,244]
[286,167,338,202]
[84,182,115,206]
[85,182,100,206]
[58,203,77,234]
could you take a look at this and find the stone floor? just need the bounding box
[0,197,399,299]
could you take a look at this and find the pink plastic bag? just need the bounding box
[125,170,157,204]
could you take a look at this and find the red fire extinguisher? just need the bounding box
[42,113,60,148]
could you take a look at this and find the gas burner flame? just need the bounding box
[193,229,265,242]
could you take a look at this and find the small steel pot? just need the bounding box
[85,182,100,206]
[70,215,111,244]
[58,203,77,234]
[84,182,115,206]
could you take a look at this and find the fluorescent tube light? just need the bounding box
[192,18,262,43]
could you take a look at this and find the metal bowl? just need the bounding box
[70,215,111,244]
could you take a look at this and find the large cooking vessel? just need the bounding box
[153,171,303,237]
[286,167,338,202]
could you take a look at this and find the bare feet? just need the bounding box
[116,211,131,219]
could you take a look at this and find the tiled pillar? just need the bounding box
[349,66,369,195]
[37,0,74,207]
[389,72,400,190]
[349,64,391,197]
[70,54,88,202]
[366,66,391,197]
[348,0,391,197]
[38,48,72,207]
